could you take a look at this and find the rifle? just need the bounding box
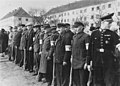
[87,61,93,86]
[69,55,73,86]
[23,48,26,70]
[51,53,55,86]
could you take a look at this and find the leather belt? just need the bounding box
[96,48,113,53]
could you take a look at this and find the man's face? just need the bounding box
[9,28,13,32]
[33,27,38,32]
[18,26,22,31]
[57,27,65,34]
[101,21,109,30]
[27,25,32,29]
[75,25,83,33]
[22,27,26,31]
[65,26,70,31]
[13,29,17,32]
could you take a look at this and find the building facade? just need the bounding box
[46,0,120,26]
[0,7,33,30]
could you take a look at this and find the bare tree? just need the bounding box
[28,8,46,24]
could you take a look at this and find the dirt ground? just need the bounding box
[0,55,48,86]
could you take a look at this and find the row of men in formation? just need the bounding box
[1,13,120,86]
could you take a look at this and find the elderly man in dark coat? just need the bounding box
[19,24,27,67]
[72,22,90,86]
[54,23,66,86]
[8,26,13,60]
[38,24,52,82]
[87,13,120,86]
[25,22,35,72]
[32,24,41,75]
[11,26,18,61]
[0,29,8,56]
[13,24,23,64]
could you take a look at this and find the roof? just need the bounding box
[1,7,31,20]
[46,0,114,15]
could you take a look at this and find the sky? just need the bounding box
[0,0,79,19]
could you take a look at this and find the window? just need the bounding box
[67,19,69,22]
[26,19,28,21]
[72,11,74,14]
[84,17,87,21]
[61,19,63,23]
[97,6,100,10]
[64,19,66,22]
[68,12,69,15]
[80,17,82,20]
[91,15,94,19]
[19,18,21,21]
[80,10,82,13]
[84,9,87,12]
[92,7,94,11]
[61,14,63,17]
[64,13,66,16]
[72,18,75,22]
[108,4,111,8]
[102,5,105,10]
[118,12,120,16]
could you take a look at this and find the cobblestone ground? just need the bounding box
[0,55,48,86]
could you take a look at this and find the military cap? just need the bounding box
[51,24,56,29]
[17,23,25,27]
[57,23,65,28]
[1,28,5,32]
[65,23,70,27]
[26,22,33,26]
[33,24,41,28]
[73,21,84,28]
[9,26,13,28]
[43,24,51,29]
[100,13,114,21]
[14,26,18,29]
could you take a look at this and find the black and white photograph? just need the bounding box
[0,0,120,86]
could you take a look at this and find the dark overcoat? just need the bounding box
[0,31,8,53]
[39,34,51,73]
[72,32,89,69]
[88,29,120,85]
[19,30,27,50]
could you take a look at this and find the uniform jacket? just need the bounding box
[0,31,8,53]
[88,29,120,68]
[54,32,65,64]
[48,32,59,58]
[26,29,34,50]
[39,33,51,73]
[13,30,22,47]
[63,30,74,63]
[72,32,89,69]
[12,31,18,47]
[19,30,27,50]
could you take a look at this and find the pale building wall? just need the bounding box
[0,16,33,31]
[0,17,14,31]
[14,16,33,26]
[47,0,120,26]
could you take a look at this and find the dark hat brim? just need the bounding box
[73,22,84,28]
[100,13,114,21]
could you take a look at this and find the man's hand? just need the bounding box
[39,52,42,55]
[33,37,35,41]
[15,46,17,48]
[87,65,91,71]
[84,63,87,70]
[29,47,32,51]
[63,62,67,66]
[47,57,51,60]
